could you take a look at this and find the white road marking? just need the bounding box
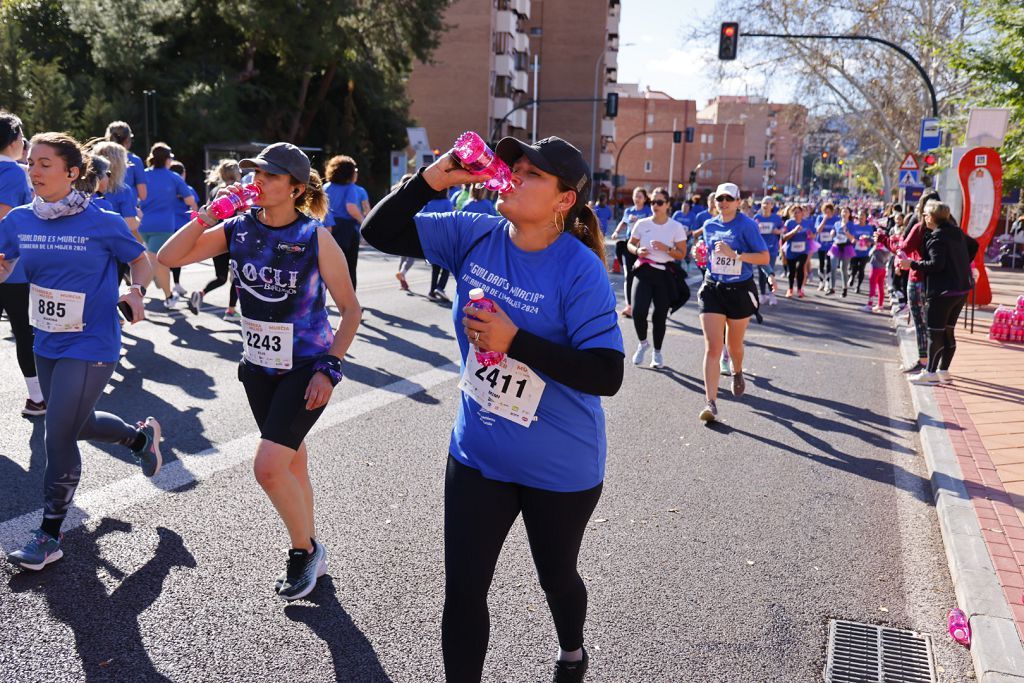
[0,363,460,554]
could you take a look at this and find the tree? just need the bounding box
[947,0,1024,188]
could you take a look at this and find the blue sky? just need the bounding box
[616,0,793,108]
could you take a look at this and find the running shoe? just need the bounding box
[277,539,326,601]
[631,340,650,365]
[937,370,952,384]
[428,290,440,301]
[396,272,409,291]
[719,356,731,375]
[132,417,162,477]
[21,399,46,416]
[731,372,746,397]
[901,361,925,374]
[435,290,451,303]
[862,304,874,312]
[825,288,835,296]
[187,291,203,316]
[7,529,63,571]
[909,370,940,385]
[276,538,328,592]
[698,400,718,423]
[223,308,241,321]
[872,305,883,313]
[552,648,589,683]
[767,292,778,306]
[164,294,180,310]
[797,289,805,298]
[842,288,848,298]
[785,289,793,298]
[650,349,664,369]
[173,283,187,297]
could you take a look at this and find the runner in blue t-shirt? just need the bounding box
[1,132,162,572]
[324,154,371,291]
[814,203,839,291]
[0,111,44,415]
[849,213,875,294]
[169,160,200,298]
[363,135,624,682]
[592,194,613,235]
[754,197,784,305]
[140,143,197,309]
[696,183,769,423]
[90,141,141,234]
[159,142,361,601]
[420,191,455,301]
[609,187,651,316]
[104,121,147,203]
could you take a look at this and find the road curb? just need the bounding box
[895,324,1024,682]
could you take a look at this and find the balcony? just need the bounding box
[601,119,615,138]
[509,109,528,130]
[600,152,615,171]
[513,70,529,93]
[604,49,618,70]
[495,53,515,76]
[607,6,620,33]
[513,0,531,18]
[495,9,516,35]
[492,96,514,119]
[515,31,530,53]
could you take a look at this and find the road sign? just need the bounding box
[958,147,1003,306]
[919,118,941,152]
[899,153,919,171]
[898,170,920,187]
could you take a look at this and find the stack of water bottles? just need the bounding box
[989,295,1024,343]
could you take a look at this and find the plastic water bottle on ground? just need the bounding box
[451,132,514,194]
[466,288,505,367]
[947,608,971,648]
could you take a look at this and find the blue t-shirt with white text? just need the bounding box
[0,159,33,283]
[415,210,623,492]
[755,212,783,254]
[702,213,769,283]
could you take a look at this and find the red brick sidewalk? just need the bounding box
[927,266,1024,641]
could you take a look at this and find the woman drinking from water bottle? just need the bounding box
[158,142,361,600]
[362,135,624,683]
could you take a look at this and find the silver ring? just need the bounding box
[473,331,480,342]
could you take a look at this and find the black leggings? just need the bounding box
[787,254,807,290]
[0,282,36,377]
[431,265,450,292]
[926,295,967,373]
[615,241,638,305]
[238,361,327,450]
[442,456,602,683]
[333,229,360,291]
[632,265,672,350]
[203,252,238,307]
[817,252,831,280]
[850,256,868,289]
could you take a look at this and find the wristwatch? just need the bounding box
[129,284,147,296]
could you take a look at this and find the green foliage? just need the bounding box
[947,0,1024,188]
[0,0,451,198]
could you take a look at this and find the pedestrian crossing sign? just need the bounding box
[898,169,920,187]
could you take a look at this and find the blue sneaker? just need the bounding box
[7,529,63,571]
[132,417,162,477]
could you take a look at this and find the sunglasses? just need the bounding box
[715,195,736,202]
[651,199,667,206]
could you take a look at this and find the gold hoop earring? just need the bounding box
[554,212,565,234]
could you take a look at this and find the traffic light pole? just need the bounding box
[740,32,938,118]
[489,98,606,146]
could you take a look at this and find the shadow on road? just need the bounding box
[284,576,391,682]
[8,519,195,682]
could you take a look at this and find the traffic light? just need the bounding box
[689,170,697,183]
[685,127,694,143]
[605,92,619,118]
[677,183,684,190]
[673,130,682,144]
[923,153,937,165]
[718,22,739,60]
[821,150,829,160]
[837,159,844,167]
[748,155,755,168]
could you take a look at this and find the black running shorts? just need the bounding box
[238,361,327,450]
[697,277,759,320]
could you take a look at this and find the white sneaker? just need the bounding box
[173,283,187,297]
[650,350,664,368]
[909,370,940,385]
[937,370,952,384]
[632,340,650,365]
[767,292,778,306]
[163,294,180,310]
[862,304,874,312]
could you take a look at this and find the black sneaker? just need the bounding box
[276,538,328,592]
[131,417,162,477]
[553,648,589,683]
[901,361,925,374]
[277,540,325,601]
[21,399,46,416]
[187,291,203,316]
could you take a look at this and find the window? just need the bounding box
[514,51,529,71]
[647,114,654,125]
[494,75,513,98]
[494,32,512,54]
[708,134,714,144]
[529,27,542,36]
[644,160,652,173]
[700,133,707,144]
[645,136,653,150]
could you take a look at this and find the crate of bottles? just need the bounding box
[990,295,1024,342]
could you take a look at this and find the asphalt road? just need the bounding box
[0,245,974,682]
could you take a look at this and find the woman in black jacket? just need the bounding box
[896,201,978,385]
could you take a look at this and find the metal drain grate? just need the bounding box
[824,620,936,683]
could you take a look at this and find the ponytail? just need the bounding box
[565,203,606,267]
[294,169,329,221]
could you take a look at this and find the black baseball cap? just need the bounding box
[495,136,592,203]
[240,142,311,184]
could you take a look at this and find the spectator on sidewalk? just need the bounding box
[897,201,979,385]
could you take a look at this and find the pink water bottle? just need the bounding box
[451,132,514,193]
[694,240,709,268]
[466,288,505,367]
[947,608,971,648]
[193,184,261,226]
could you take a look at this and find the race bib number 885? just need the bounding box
[29,284,85,332]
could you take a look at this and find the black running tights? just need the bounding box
[787,254,807,290]
[442,456,602,683]
[203,252,238,307]
[926,295,966,373]
[431,265,450,292]
[632,267,671,350]
[0,283,36,377]
[850,256,868,289]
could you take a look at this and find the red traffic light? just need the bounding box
[923,153,937,165]
[718,22,739,60]
[723,26,736,37]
